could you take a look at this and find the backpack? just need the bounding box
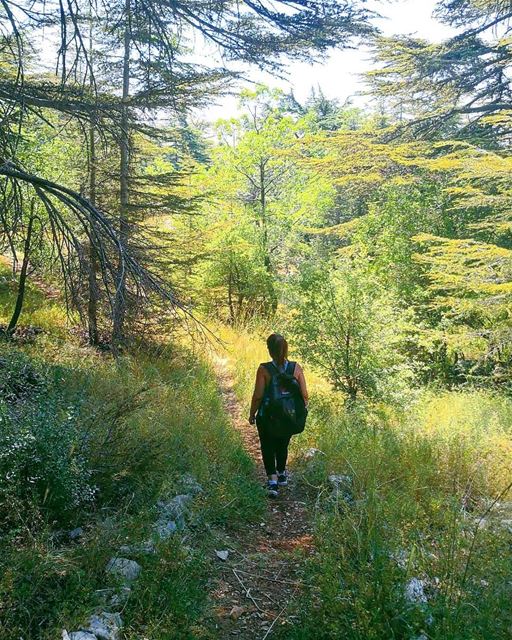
[257,361,308,437]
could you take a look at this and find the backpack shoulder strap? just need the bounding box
[286,361,297,375]
[262,362,278,376]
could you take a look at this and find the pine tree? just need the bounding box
[367,0,512,139]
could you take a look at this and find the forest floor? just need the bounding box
[207,356,315,639]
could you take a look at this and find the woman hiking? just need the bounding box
[249,333,309,497]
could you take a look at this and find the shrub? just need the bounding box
[289,263,411,402]
[0,378,97,531]
[0,348,45,403]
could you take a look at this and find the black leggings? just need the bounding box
[257,425,291,476]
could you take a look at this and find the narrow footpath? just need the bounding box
[207,356,316,639]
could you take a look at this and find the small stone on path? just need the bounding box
[88,612,122,640]
[215,549,230,561]
[63,632,96,640]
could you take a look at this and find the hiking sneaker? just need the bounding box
[277,471,288,487]
[267,481,279,498]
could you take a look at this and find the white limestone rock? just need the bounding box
[63,632,96,640]
[68,527,84,541]
[215,549,230,561]
[328,474,354,503]
[153,519,178,540]
[157,494,192,520]
[105,557,141,582]
[405,578,428,604]
[88,612,122,640]
[179,474,203,496]
[390,549,409,570]
[303,447,325,460]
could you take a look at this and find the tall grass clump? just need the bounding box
[286,389,512,640]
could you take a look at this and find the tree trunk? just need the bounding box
[227,256,235,324]
[87,19,100,346]
[259,159,278,314]
[87,119,100,345]
[7,210,35,335]
[112,0,131,350]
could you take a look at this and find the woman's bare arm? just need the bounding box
[295,363,309,406]
[249,365,267,422]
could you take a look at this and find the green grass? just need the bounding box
[0,267,265,639]
[217,325,512,640]
[290,397,512,640]
[0,259,69,335]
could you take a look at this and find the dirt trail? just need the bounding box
[207,356,315,639]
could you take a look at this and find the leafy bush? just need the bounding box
[0,350,97,530]
[289,263,410,401]
[0,348,45,403]
[199,218,276,324]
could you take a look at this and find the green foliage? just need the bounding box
[350,184,453,298]
[200,219,275,323]
[192,86,340,323]
[0,349,97,529]
[287,389,512,640]
[0,0,376,342]
[0,347,45,402]
[289,263,409,401]
[367,20,512,139]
